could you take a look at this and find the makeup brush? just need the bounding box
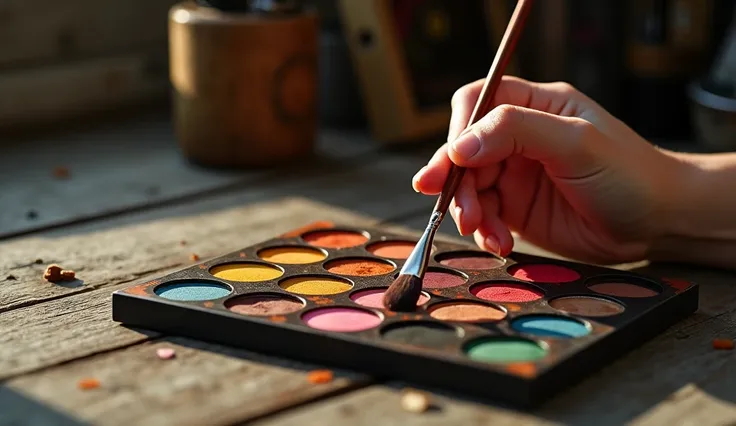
[383,0,533,312]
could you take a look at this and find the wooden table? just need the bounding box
[2,113,736,426]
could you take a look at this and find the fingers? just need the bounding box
[448,104,602,179]
[471,190,514,257]
[448,81,483,142]
[448,171,481,235]
[412,143,451,195]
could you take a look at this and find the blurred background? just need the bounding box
[0,0,734,148]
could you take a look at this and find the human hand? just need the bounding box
[413,76,686,264]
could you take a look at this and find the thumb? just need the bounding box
[448,104,604,179]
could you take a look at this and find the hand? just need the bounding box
[413,76,686,264]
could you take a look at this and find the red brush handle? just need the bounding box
[434,0,533,215]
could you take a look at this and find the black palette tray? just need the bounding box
[112,222,698,407]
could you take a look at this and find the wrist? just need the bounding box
[648,151,736,269]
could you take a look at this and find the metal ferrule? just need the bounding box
[400,211,443,277]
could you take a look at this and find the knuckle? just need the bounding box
[567,117,599,151]
[550,81,578,95]
[490,104,522,131]
[451,79,483,107]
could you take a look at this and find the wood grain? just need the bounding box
[0,0,176,67]
[3,338,370,426]
[0,49,168,131]
[0,116,378,239]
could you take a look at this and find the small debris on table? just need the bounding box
[307,369,333,384]
[180,240,187,246]
[44,264,76,282]
[6,275,16,281]
[156,347,176,360]
[400,388,431,413]
[26,210,38,220]
[190,253,200,261]
[53,166,71,179]
[77,378,100,390]
[34,258,44,264]
[713,338,734,350]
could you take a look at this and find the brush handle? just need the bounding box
[433,0,533,218]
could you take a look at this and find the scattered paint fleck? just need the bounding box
[77,378,100,390]
[180,240,187,246]
[401,389,430,413]
[713,339,734,350]
[307,369,334,384]
[53,166,70,179]
[156,348,176,360]
[190,254,200,261]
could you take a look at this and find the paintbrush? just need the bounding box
[383,0,534,311]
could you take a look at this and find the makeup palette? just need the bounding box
[112,222,698,406]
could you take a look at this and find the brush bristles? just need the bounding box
[383,274,423,312]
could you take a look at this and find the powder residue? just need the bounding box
[210,263,283,282]
[428,301,506,322]
[326,259,395,276]
[549,296,625,317]
[422,271,467,289]
[350,288,429,309]
[439,254,505,270]
[280,276,352,295]
[227,294,304,316]
[367,241,417,259]
[471,283,543,303]
[302,230,368,249]
[258,246,326,264]
[589,282,659,298]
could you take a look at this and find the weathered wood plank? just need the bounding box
[0,151,431,313]
[0,114,378,239]
[250,313,736,426]
[0,197,380,379]
[0,0,176,68]
[0,49,168,132]
[3,338,370,426]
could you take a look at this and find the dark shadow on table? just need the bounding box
[0,386,90,426]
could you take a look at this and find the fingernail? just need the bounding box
[484,236,500,255]
[454,206,464,235]
[451,132,481,160]
[412,168,429,192]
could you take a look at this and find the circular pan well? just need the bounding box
[257,246,327,264]
[301,306,383,332]
[279,275,354,295]
[365,240,419,260]
[435,250,506,270]
[154,279,232,302]
[301,229,369,249]
[470,281,545,303]
[350,287,430,309]
[585,275,662,298]
[464,336,547,363]
[209,262,284,282]
[324,257,396,277]
[225,292,305,316]
[427,300,507,323]
[507,263,580,284]
[548,295,625,317]
[404,267,468,289]
[510,314,591,339]
[380,321,463,348]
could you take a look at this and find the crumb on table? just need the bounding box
[53,166,70,179]
[190,254,200,261]
[44,264,76,282]
[156,347,176,360]
[401,388,431,413]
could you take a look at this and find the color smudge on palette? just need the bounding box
[113,223,699,407]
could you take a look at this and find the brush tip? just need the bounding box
[383,274,423,312]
